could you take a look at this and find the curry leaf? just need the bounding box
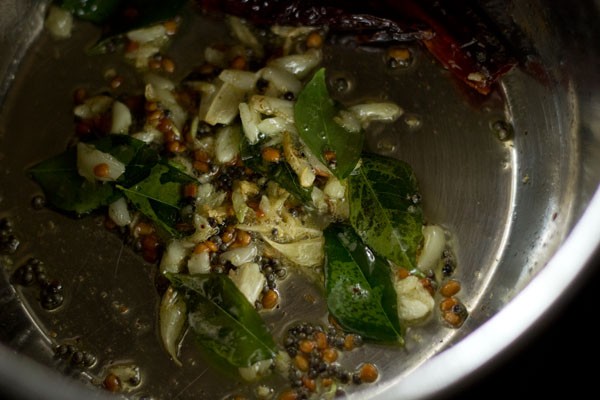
[167,273,277,368]
[28,135,156,215]
[29,135,191,232]
[93,134,161,185]
[324,224,402,343]
[348,153,423,270]
[120,145,160,184]
[240,138,312,204]
[294,68,363,179]
[57,0,188,54]
[119,163,194,236]
[28,147,115,215]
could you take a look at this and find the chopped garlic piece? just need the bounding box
[199,80,245,126]
[160,239,193,274]
[282,132,315,188]
[159,287,186,366]
[219,69,259,91]
[45,6,73,39]
[261,234,324,268]
[108,197,131,227]
[268,48,322,78]
[214,125,241,164]
[188,251,211,275]
[111,101,132,134]
[74,95,113,119]
[239,102,262,144]
[417,225,446,271]
[228,262,266,305]
[76,142,125,182]
[394,276,434,322]
[349,102,403,128]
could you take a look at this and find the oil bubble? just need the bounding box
[490,119,513,142]
[386,47,413,69]
[328,73,354,95]
[404,114,422,130]
[376,138,397,154]
[332,77,349,93]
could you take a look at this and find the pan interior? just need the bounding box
[0,2,581,399]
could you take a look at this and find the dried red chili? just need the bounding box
[196,0,532,95]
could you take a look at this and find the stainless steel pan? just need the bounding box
[1,1,599,399]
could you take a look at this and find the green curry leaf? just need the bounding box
[167,273,277,368]
[28,147,115,215]
[294,68,363,179]
[324,224,402,343]
[240,138,312,204]
[93,134,161,185]
[28,135,156,215]
[29,135,193,233]
[119,162,194,237]
[348,153,423,270]
[56,0,188,54]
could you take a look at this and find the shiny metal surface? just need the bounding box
[1,1,599,399]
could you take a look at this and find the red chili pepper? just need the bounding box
[384,0,520,94]
[196,0,529,95]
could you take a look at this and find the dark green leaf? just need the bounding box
[167,273,277,368]
[93,134,142,161]
[29,135,189,232]
[240,138,312,204]
[94,134,160,185]
[119,163,194,236]
[294,68,363,179]
[119,143,161,186]
[159,161,198,185]
[329,224,401,333]
[324,224,402,343]
[59,0,188,54]
[28,147,115,215]
[28,135,155,215]
[348,153,423,269]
